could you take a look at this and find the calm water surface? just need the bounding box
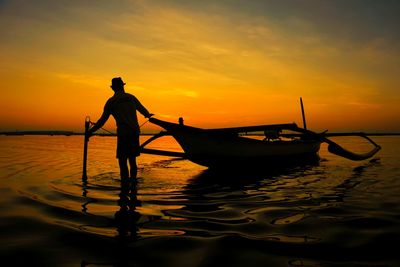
[0,135,399,266]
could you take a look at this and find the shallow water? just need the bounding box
[0,135,399,266]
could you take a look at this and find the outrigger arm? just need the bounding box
[291,126,381,161]
[322,134,381,161]
[140,131,186,158]
[295,97,380,161]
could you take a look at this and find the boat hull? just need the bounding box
[171,129,321,168]
[188,152,321,169]
[147,118,321,168]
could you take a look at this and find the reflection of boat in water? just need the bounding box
[140,117,380,169]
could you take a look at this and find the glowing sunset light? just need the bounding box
[0,1,399,132]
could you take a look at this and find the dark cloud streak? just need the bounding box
[159,0,400,46]
[2,0,399,46]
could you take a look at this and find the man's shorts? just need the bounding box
[116,132,140,159]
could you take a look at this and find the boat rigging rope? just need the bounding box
[139,119,150,128]
[88,118,150,135]
[88,120,115,135]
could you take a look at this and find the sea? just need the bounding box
[0,135,399,267]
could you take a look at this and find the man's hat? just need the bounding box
[111,77,126,88]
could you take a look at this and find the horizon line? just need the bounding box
[1,130,400,137]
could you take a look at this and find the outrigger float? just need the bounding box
[82,98,381,174]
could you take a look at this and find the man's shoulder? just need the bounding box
[104,94,118,109]
[106,92,137,107]
[123,92,140,103]
[107,92,133,101]
[124,92,137,99]
[105,95,115,105]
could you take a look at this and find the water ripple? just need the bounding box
[1,136,399,266]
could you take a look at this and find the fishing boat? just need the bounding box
[82,98,381,174]
[139,117,381,168]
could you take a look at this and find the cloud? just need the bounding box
[0,0,399,131]
[54,73,106,87]
[156,88,199,98]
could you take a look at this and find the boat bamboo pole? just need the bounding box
[82,116,90,180]
[300,97,307,130]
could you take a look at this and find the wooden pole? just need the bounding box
[300,97,307,130]
[82,116,90,180]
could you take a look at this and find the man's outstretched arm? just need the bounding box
[133,96,153,118]
[87,109,110,136]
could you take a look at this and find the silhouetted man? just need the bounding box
[87,77,153,180]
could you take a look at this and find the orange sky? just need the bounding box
[0,1,399,133]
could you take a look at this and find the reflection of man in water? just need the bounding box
[114,179,141,239]
[87,77,153,180]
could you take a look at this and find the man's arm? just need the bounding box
[133,96,153,118]
[87,105,111,136]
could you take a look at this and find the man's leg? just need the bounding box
[118,157,129,180]
[128,157,137,180]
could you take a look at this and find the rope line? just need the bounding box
[139,119,150,128]
[89,118,150,135]
[89,120,115,135]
